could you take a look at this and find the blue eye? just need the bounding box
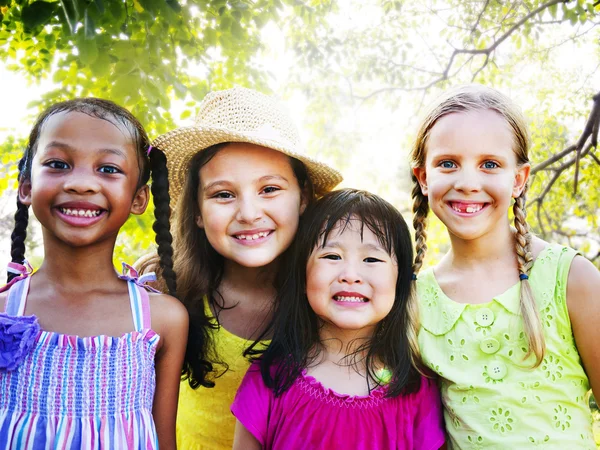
[439,160,456,169]
[46,160,69,170]
[99,166,121,174]
[482,161,499,169]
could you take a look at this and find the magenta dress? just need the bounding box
[231,362,445,449]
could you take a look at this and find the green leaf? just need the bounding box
[166,0,181,12]
[0,0,10,7]
[180,109,191,119]
[21,1,58,30]
[76,32,98,65]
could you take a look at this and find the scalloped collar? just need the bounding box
[417,245,559,336]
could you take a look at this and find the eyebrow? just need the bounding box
[44,141,127,158]
[322,241,387,253]
[203,174,290,192]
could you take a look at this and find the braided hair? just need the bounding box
[410,85,544,366]
[8,98,177,296]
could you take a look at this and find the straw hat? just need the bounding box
[152,86,343,204]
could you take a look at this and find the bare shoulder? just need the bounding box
[149,292,188,331]
[566,255,600,305]
[530,236,550,260]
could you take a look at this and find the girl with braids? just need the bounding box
[411,84,600,448]
[232,189,445,450]
[0,98,188,449]
[138,87,342,449]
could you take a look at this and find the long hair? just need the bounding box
[9,98,176,297]
[410,84,544,366]
[249,188,422,398]
[171,144,315,389]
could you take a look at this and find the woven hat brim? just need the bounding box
[153,126,343,205]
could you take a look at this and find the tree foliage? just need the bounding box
[282,0,600,266]
[0,0,330,263]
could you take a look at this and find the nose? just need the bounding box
[236,194,263,224]
[63,169,100,194]
[454,167,482,193]
[338,260,363,284]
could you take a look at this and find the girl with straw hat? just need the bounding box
[140,86,342,449]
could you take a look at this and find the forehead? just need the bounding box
[200,142,296,180]
[37,111,137,157]
[427,109,515,159]
[321,217,381,244]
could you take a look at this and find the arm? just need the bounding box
[233,420,262,450]
[151,294,189,450]
[567,255,600,396]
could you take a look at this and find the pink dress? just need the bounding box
[231,362,445,450]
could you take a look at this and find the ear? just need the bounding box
[130,184,150,215]
[195,214,204,228]
[299,188,309,215]
[18,179,32,206]
[512,163,531,198]
[412,167,428,196]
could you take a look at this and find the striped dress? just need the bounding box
[0,276,160,449]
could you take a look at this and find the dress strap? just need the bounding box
[5,277,31,316]
[127,281,152,331]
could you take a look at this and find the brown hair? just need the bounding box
[153,143,316,388]
[410,84,544,366]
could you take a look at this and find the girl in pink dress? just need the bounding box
[232,188,445,450]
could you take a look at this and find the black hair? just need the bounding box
[8,98,177,296]
[174,143,316,388]
[247,188,421,398]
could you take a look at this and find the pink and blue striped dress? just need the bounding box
[0,275,160,449]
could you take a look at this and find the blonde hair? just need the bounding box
[410,84,545,366]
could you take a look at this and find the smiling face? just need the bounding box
[196,143,307,269]
[413,109,530,242]
[19,111,148,249]
[305,218,398,335]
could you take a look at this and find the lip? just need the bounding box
[54,201,106,227]
[447,201,489,217]
[231,228,274,246]
[332,291,369,306]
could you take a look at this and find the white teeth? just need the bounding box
[334,296,367,303]
[60,208,101,217]
[235,231,270,240]
[452,204,482,214]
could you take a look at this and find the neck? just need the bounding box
[318,323,375,363]
[219,259,278,300]
[446,220,516,269]
[36,235,119,287]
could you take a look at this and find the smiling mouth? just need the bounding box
[333,295,369,303]
[233,231,272,241]
[59,207,103,218]
[449,202,487,214]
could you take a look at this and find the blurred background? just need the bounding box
[0,0,599,437]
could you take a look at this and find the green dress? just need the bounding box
[418,244,595,449]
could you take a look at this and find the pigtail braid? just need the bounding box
[148,147,177,297]
[513,183,545,366]
[407,175,430,373]
[8,198,29,282]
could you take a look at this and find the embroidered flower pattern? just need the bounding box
[489,407,514,433]
[446,338,469,362]
[0,313,40,371]
[519,381,542,404]
[423,286,439,309]
[466,435,485,449]
[553,404,571,431]
[542,355,564,382]
[502,332,528,358]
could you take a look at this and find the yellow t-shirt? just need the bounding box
[177,298,268,450]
